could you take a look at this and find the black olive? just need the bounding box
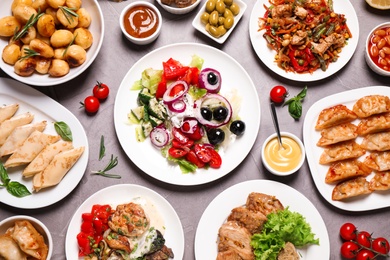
[230,120,246,136]
[207,128,225,145]
[207,72,219,85]
[201,107,213,121]
[213,106,228,121]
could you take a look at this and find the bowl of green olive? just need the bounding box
[192,0,246,44]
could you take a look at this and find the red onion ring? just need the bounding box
[163,80,189,105]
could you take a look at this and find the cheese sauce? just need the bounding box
[264,136,302,172]
[123,6,159,38]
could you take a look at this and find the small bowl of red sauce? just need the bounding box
[119,1,162,45]
[365,22,390,76]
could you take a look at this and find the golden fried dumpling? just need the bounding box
[4,131,60,168]
[325,159,372,184]
[363,151,390,171]
[369,171,390,191]
[357,112,390,136]
[352,95,390,118]
[0,103,19,124]
[315,104,357,131]
[332,177,372,201]
[317,123,358,147]
[360,131,390,151]
[319,140,366,165]
[0,112,34,146]
[11,220,48,260]
[0,235,28,260]
[0,121,47,157]
[33,146,85,192]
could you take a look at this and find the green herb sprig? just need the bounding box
[283,86,307,120]
[62,33,77,57]
[91,155,120,179]
[0,163,31,198]
[54,121,73,141]
[20,48,39,61]
[59,6,78,24]
[99,135,105,161]
[13,12,43,41]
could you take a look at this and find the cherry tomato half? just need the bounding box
[93,81,110,100]
[340,241,359,259]
[208,148,222,168]
[372,237,390,254]
[81,96,100,113]
[356,231,371,248]
[340,222,357,241]
[270,85,288,104]
[356,249,375,260]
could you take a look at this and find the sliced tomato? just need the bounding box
[168,147,188,158]
[208,148,222,168]
[179,66,199,85]
[92,204,112,222]
[155,74,167,99]
[186,150,205,168]
[169,83,186,97]
[163,58,189,80]
[93,218,104,235]
[172,127,190,144]
[81,213,93,222]
[194,144,212,163]
[172,139,194,150]
[80,221,94,235]
[77,232,92,256]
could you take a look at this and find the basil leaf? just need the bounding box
[99,135,105,161]
[296,86,307,99]
[54,121,73,141]
[0,163,10,186]
[7,181,31,198]
[288,100,302,119]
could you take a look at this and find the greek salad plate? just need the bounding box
[0,77,89,209]
[194,180,330,259]
[303,86,390,211]
[114,43,260,186]
[249,0,359,82]
[65,184,184,259]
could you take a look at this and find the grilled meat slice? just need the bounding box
[217,249,243,260]
[277,242,299,260]
[246,192,284,216]
[227,206,267,235]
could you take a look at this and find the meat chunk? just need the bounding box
[311,33,346,54]
[104,230,132,253]
[294,6,308,19]
[246,192,284,215]
[145,245,174,260]
[227,206,267,235]
[271,4,292,18]
[218,221,254,260]
[277,242,299,260]
[291,30,307,45]
[217,249,243,260]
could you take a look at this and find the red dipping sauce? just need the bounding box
[123,5,159,38]
[368,26,390,72]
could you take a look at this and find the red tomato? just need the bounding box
[81,96,100,113]
[172,127,189,144]
[356,231,371,248]
[81,213,93,222]
[163,58,189,80]
[208,148,222,168]
[92,204,112,222]
[172,139,193,150]
[340,222,357,241]
[169,83,186,97]
[356,249,375,260]
[155,74,167,99]
[186,150,205,168]
[182,122,203,141]
[80,221,94,235]
[340,241,359,259]
[93,81,110,100]
[372,237,390,254]
[77,232,92,256]
[194,144,212,163]
[93,218,104,235]
[168,147,188,158]
[179,66,199,85]
[270,85,288,104]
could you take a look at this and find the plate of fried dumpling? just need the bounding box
[303,86,390,211]
[0,77,88,209]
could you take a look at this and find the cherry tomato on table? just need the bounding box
[372,237,390,254]
[93,81,110,100]
[81,96,100,113]
[356,249,375,260]
[340,241,359,259]
[340,222,357,241]
[270,85,288,104]
[356,231,371,248]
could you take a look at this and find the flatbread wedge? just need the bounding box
[352,95,390,118]
[325,159,372,184]
[332,177,372,201]
[360,130,390,151]
[315,104,357,131]
[0,112,34,146]
[319,140,366,165]
[363,151,390,171]
[0,103,19,124]
[317,123,357,147]
[357,112,390,136]
[369,171,390,191]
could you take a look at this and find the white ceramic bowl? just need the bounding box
[156,0,202,15]
[0,0,104,86]
[261,132,306,176]
[365,22,390,77]
[0,215,53,259]
[192,0,246,44]
[119,1,162,45]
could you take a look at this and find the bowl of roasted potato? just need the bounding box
[0,0,104,86]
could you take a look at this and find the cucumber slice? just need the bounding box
[148,98,167,120]
[138,88,153,105]
[131,106,145,122]
[149,115,163,127]
[141,121,153,137]
[135,126,145,142]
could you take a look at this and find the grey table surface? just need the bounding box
[1,0,390,259]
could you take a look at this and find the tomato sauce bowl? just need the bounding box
[365,22,390,76]
[119,1,162,45]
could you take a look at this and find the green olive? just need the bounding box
[218,16,225,26]
[209,10,219,26]
[205,23,211,32]
[200,12,210,25]
[215,0,226,14]
[208,25,221,38]
[224,0,233,6]
[229,3,240,16]
[217,25,227,36]
[223,9,233,18]
[205,0,216,13]
[223,15,234,29]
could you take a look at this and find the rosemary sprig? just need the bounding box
[20,48,39,60]
[91,155,121,178]
[13,12,43,41]
[99,135,105,161]
[59,6,78,24]
[62,33,77,57]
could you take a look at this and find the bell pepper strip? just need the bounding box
[288,47,315,73]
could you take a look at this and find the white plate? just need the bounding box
[194,180,330,259]
[0,0,104,86]
[303,86,390,211]
[192,0,247,44]
[249,0,359,82]
[65,184,184,259]
[114,43,260,186]
[0,77,89,209]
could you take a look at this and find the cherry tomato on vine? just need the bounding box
[270,85,288,104]
[356,231,371,248]
[356,249,375,260]
[93,81,110,100]
[372,237,390,254]
[340,241,359,259]
[340,222,357,241]
[81,96,100,113]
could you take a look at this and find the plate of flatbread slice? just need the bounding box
[303,86,390,211]
[0,77,88,209]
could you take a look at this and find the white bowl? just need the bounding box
[261,132,306,176]
[192,0,246,44]
[120,1,162,45]
[0,215,53,259]
[365,22,390,77]
[0,0,105,86]
[156,0,201,15]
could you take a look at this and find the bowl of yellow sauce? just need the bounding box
[261,132,305,176]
